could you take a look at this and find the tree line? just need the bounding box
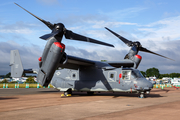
[140,67,180,79]
[0,76,36,83]
[0,72,36,83]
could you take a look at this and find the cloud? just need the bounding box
[89,20,137,29]
[0,21,38,34]
[0,41,42,75]
[53,8,139,30]
[138,40,180,73]
[137,15,180,42]
[54,13,180,75]
[1,36,179,76]
[99,7,147,21]
[66,40,180,74]
[1,3,179,75]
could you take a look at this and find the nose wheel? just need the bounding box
[139,92,145,98]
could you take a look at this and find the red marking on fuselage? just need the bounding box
[119,73,122,84]
[38,57,42,62]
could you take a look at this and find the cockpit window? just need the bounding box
[131,70,144,78]
[122,70,131,80]
[121,69,144,80]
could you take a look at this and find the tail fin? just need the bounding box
[10,50,24,78]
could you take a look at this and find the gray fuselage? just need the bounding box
[51,67,153,94]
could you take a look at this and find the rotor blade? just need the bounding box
[14,3,54,30]
[139,47,175,61]
[105,27,133,47]
[40,30,60,40]
[65,30,114,47]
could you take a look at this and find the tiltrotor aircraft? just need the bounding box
[11,3,172,98]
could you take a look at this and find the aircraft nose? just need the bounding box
[150,80,156,85]
[136,79,153,91]
[147,80,153,88]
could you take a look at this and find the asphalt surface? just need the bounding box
[0,88,180,120]
[0,88,59,97]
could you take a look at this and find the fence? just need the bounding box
[0,83,53,88]
[153,84,180,89]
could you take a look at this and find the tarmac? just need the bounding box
[0,87,180,120]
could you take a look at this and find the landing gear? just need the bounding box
[139,92,145,98]
[62,89,72,97]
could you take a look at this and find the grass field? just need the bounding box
[0,83,54,88]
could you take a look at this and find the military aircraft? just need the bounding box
[11,3,173,98]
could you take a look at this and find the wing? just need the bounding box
[58,55,95,69]
[59,55,135,69]
[107,60,134,68]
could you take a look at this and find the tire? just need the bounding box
[64,91,69,96]
[139,93,145,98]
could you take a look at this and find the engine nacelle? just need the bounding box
[133,55,142,69]
[37,42,65,86]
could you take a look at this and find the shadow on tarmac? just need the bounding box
[62,92,163,98]
[38,90,60,93]
[0,97,18,100]
[151,89,170,93]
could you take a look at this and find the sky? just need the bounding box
[0,0,180,75]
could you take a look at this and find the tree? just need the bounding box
[5,72,11,78]
[10,81,18,83]
[101,60,107,62]
[1,79,8,83]
[159,73,180,79]
[22,72,26,77]
[146,67,160,78]
[25,76,36,83]
[140,71,146,77]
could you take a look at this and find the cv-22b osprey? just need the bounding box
[11,3,173,98]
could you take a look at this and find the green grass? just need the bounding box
[0,83,54,88]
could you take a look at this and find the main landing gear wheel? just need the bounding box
[62,89,72,97]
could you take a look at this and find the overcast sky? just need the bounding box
[0,0,180,75]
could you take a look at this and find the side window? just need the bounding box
[122,70,131,80]
[71,72,77,80]
[108,71,116,82]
